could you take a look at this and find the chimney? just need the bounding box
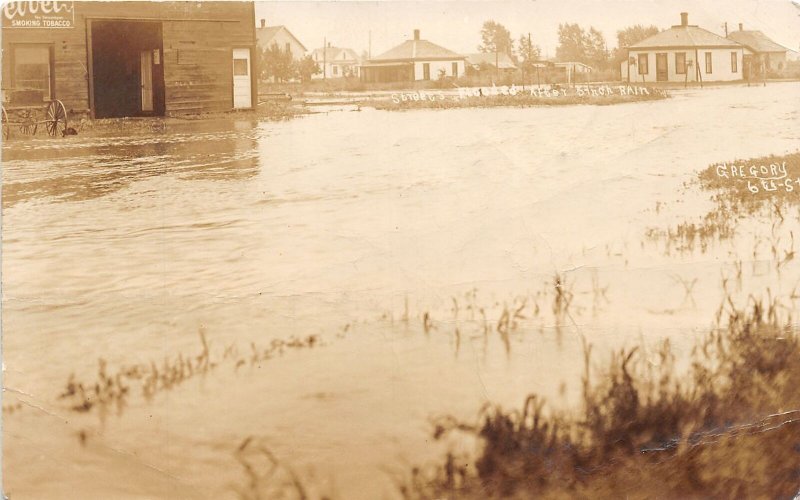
[680,12,688,26]
[260,19,265,28]
[413,29,420,41]
[739,23,743,31]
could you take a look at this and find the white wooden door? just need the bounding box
[140,50,154,112]
[232,48,252,109]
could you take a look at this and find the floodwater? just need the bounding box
[3,83,800,499]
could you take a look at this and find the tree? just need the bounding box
[296,55,320,83]
[556,24,610,69]
[616,24,660,52]
[613,24,659,64]
[555,23,586,63]
[479,20,514,57]
[585,27,610,70]
[517,33,542,83]
[259,44,295,83]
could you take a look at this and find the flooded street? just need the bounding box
[3,83,800,499]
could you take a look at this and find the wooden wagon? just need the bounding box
[2,91,69,140]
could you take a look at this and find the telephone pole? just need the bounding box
[323,36,327,80]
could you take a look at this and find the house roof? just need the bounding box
[257,25,307,52]
[312,47,360,63]
[630,25,742,49]
[554,61,593,71]
[466,52,517,69]
[371,38,464,62]
[728,30,789,53]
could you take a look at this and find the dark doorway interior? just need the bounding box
[91,21,165,118]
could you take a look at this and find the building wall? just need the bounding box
[412,60,465,81]
[624,48,745,83]
[313,62,360,79]
[258,29,305,61]
[2,1,256,115]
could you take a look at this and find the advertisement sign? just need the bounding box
[2,1,75,29]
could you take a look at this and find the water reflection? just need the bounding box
[2,119,260,207]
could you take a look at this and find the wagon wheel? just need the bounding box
[19,113,37,136]
[46,100,68,137]
[1,106,9,141]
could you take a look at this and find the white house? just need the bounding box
[621,12,746,83]
[311,45,361,79]
[360,30,465,83]
[256,19,307,62]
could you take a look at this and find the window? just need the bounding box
[233,58,248,76]
[422,63,430,80]
[333,65,338,76]
[284,42,291,54]
[705,52,712,73]
[675,53,686,74]
[12,45,53,101]
[637,53,648,75]
[452,62,458,77]
[731,52,738,73]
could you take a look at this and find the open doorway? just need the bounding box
[91,21,165,118]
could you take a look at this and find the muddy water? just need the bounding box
[3,83,800,499]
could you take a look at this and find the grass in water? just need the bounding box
[402,292,799,498]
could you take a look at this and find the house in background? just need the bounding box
[466,52,517,72]
[256,19,306,61]
[360,30,465,83]
[311,44,361,79]
[728,24,790,75]
[621,12,745,83]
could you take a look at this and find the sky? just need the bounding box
[255,0,800,58]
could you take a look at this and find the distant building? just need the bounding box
[311,45,361,79]
[360,30,466,83]
[256,19,306,61]
[787,49,800,63]
[466,52,517,72]
[728,24,790,74]
[621,12,745,83]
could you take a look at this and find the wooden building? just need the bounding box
[1,1,257,118]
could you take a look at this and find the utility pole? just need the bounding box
[528,32,532,89]
[323,36,327,80]
[368,30,371,59]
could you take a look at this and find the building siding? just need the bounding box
[413,60,465,80]
[2,1,256,116]
[624,48,745,83]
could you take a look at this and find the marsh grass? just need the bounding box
[366,90,667,112]
[698,152,800,210]
[58,329,321,417]
[404,292,800,499]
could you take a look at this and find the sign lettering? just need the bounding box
[2,1,75,29]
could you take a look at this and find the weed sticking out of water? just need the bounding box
[57,328,322,417]
[231,436,320,500]
[403,291,800,499]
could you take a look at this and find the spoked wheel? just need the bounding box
[46,99,68,137]
[1,106,9,141]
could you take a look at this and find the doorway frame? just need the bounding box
[86,18,166,119]
[231,46,257,111]
[655,52,668,82]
